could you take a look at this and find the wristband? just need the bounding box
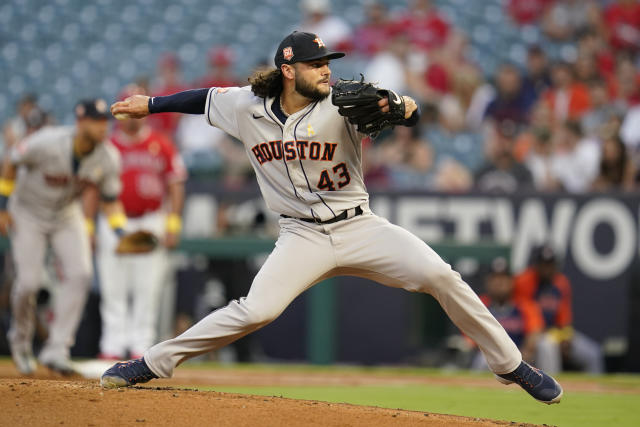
[166,213,182,234]
[107,212,127,230]
[85,218,95,236]
[0,178,15,196]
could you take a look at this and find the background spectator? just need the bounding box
[349,1,392,58]
[296,0,351,49]
[541,0,601,42]
[366,126,435,189]
[392,0,450,52]
[506,0,554,26]
[194,46,239,89]
[548,120,601,193]
[425,95,484,177]
[543,62,591,122]
[475,124,534,193]
[514,245,603,374]
[484,64,533,128]
[581,78,625,138]
[148,53,187,139]
[603,0,640,53]
[592,134,636,191]
[364,33,411,94]
[525,127,561,192]
[2,95,46,150]
[521,45,552,109]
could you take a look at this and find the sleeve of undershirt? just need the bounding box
[148,88,209,115]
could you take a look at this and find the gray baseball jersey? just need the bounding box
[205,86,368,221]
[9,125,121,221]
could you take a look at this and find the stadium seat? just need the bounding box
[0,0,578,126]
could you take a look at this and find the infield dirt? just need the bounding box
[0,361,568,426]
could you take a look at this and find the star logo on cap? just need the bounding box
[283,46,293,61]
[313,37,325,48]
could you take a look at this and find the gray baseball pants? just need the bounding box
[145,212,521,376]
[7,200,92,362]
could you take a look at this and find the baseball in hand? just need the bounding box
[113,112,131,120]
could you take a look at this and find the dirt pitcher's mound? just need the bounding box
[0,379,537,427]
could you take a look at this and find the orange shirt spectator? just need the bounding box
[513,246,572,329]
[543,83,591,120]
[543,62,591,121]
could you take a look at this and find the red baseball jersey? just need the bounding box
[110,128,187,217]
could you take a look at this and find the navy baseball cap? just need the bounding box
[75,98,109,120]
[274,31,345,69]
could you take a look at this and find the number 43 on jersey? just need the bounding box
[318,162,350,191]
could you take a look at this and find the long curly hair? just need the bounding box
[248,67,283,99]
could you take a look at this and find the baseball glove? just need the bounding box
[331,74,406,135]
[115,230,159,254]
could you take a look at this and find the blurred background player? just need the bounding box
[471,257,544,370]
[97,85,187,360]
[2,94,52,151]
[0,99,125,375]
[514,244,604,374]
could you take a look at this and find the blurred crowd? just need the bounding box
[5,0,640,195]
[354,0,640,193]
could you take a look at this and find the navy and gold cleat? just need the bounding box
[100,357,158,388]
[497,361,563,404]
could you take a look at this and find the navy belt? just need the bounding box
[281,206,363,224]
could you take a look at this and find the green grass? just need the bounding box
[200,384,638,427]
[178,363,640,427]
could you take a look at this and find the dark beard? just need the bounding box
[295,74,329,101]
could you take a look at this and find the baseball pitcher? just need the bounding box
[102,32,563,404]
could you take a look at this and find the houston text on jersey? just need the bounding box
[251,140,338,165]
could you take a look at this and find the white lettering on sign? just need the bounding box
[571,199,635,279]
[396,197,443,242]
[446,199,488,243]
[374,195,637,280]
[185,193,638,280]
[492,198,514,244]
